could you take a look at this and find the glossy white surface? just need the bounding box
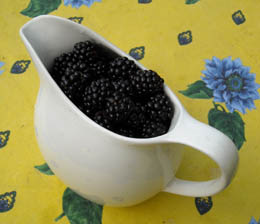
[20,15,239,207]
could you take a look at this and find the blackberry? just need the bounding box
[73,41,98,63]
[82,78,113,116]
[108,57,139,80]
[105,93,135,123]
[112,79,133,95]
[59,70,83,100]
[130,70,164,97]
[93,111,114,131]
[51,40,174,139]
[52,53,76,81]
[141,120,168,138]
[145,93,174,124]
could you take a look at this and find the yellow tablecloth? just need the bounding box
[1,0,260,223]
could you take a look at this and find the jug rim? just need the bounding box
[20,15,185,145]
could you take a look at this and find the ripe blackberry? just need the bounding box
[93,111,114,131]
[145,93,174,124]
[51,40,174,139]
[82,78,113,116]
[105,93,135,123]
[112,79,133,95]
[52,53,76,81]
[59,70,83,99]
[108,57,139,80]
[130,70,164,97]
[141,120,168,138]
[73,41,98,63]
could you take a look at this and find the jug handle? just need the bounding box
[163,112,239,197]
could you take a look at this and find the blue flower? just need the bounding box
[249,217,260,224]
[0,62,4,75]
[64,0,101,8]
[201,56,260,114]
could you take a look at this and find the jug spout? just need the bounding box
[20,15,84,81]
[20,15,134,82]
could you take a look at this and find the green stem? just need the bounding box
[55,212,65,222]
[213,102,226,112]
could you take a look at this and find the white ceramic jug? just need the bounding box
[20,15,239,207]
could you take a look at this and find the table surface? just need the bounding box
[1,0,260,223]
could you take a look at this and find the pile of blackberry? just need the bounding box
[51,40,174,138]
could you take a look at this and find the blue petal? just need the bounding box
[213,97,225,103]
[238,90,251,100]
[64,0,70,5]
[244,80,258,89]
[240,66,251,78]
[205,59,214,67]
[231,92,239,97]
[202,70,215,78]
[230,97,246,114]
[216,84,227,91]
[245,73,256,81]
[256,83,260,89]
[248,217,258,224]
[224,69,233,78]
[212,56,221,66]
[83,0,92,7]
[206,80,221,89]
[225,103,235,113]
[0,62,4,67]
[204,65,218,77]
[243,99,256,110]
[212,57,223,76]
[223,91,232,103]
[201,77,216,87]
[213,90,225,102]
[233,58,242,69]
[232,68,241,76]
[223,56,232,70]
[248,90,260,100]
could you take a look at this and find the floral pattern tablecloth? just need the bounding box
[1,0,260,223]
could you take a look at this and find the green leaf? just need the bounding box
[34,163,54,175]
[208,104,246,150]
[179,80,213,99]
[62,188,103,224]
[186,0,200,4]
[21,0,61,18]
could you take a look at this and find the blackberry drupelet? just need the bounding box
[108,57,139,80]
[130,70,164,97]
[82,78,114,116]
[105,93,135,123]
[145,93,174,124]
[141,120,168,138]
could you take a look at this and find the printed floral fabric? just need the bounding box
[0,0,260,223]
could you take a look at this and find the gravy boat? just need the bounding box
[20,15,238,207]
